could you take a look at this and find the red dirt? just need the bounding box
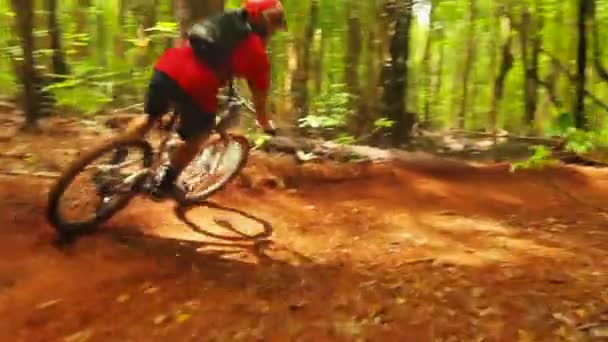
[2,114,608,341]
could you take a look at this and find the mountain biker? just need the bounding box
[121,0,286,198]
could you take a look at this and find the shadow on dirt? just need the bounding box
[51,197,317,272]
[174,200,273,242]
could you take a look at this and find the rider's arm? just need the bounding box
[231,34,274,132]
[248,80,271,128]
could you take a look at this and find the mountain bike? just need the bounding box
[46,84,259,238]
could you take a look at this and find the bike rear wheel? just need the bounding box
[47,138,153,236]
[179,134,249,204]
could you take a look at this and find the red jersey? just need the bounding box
[154,33,270,113]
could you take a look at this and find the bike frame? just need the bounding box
[126,81,250,196]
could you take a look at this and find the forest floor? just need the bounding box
[1,111,608,341]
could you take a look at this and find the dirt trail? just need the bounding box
[2,115,608,341]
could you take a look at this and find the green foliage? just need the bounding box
[510,145,560,172]
[373,118,395,130]
[333,133,356,145]
[42,62,118,115]
[245,128,273,148]
[298,83,352,130]
[512,112,608,172]
[545,112,608,154]
[2,0,608,148]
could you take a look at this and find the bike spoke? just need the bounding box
[178,137,247,201]
[55,144,148,226]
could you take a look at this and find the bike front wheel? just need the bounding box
[179,134,250,204]
[47,138,153,236]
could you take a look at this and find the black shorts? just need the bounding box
[144,69,216,141]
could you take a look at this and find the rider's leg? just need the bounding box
[156,132,210,190]
[156,100,216,192]
[123,69,169,140]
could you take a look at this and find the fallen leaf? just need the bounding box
[116,294,130,303]
[183,300,200,310]
[574,308,587,319]
[553,312,576,326]
[36,299,62,310]
[153,314,168,325]
[288,300,307,311]
[517,329,535,342]
[478,306,500,317]
[590,325,608,337]
[176,313,191,323]
[63,329,93,342]
[143,286,159,294]
[471,287,484,298]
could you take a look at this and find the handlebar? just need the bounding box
[217,83,276,136]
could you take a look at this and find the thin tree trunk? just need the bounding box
[432,26,445,124]
[292,0,319,121]
[174,0,224,46]
[421,0,436,123]
[144,0,160,29]
[76,0,91,57]
[518,4,541,127]
[589,0,608,84]
[574,0,590,129]
[11,0,40,131]
[358,0,382,141]
[542,2,563,110]
[47,0,69,77]
[344,3,363,133]
[96,4,107,67]
[312,30,325,94]
[116,0,127,56]
[542,49,608,111]
[344,4,362,99]
[490,15,514,133]
[381,0,414,146]
[188,0,224,28]
[458,0,477,129]
[529,1,543,127]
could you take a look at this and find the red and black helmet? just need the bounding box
[243,0,287,30]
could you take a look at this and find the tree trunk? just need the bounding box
[421,0,436,124]
[47,0,69,77]
[518,5,541,127]
[355,1,382,141]
[344,3,363,133]
[190,0,224,22]
[96,4,107,67]
[11,0,40,131]
[574,0,589,129]
[432,26,445,125]
[144,0,160,29]
[458,0,477,129]
[291,0,319,121]
[312,29,325,94]
[380,0,414,146]
[589,0,608,84]
[176,0,224,43]
[76,0,91,57]
[541,49,608,111]
[490,15,514,133]
[116,0,127,56]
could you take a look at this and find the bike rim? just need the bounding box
[54,144,149,228]
[179,137,247,200]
